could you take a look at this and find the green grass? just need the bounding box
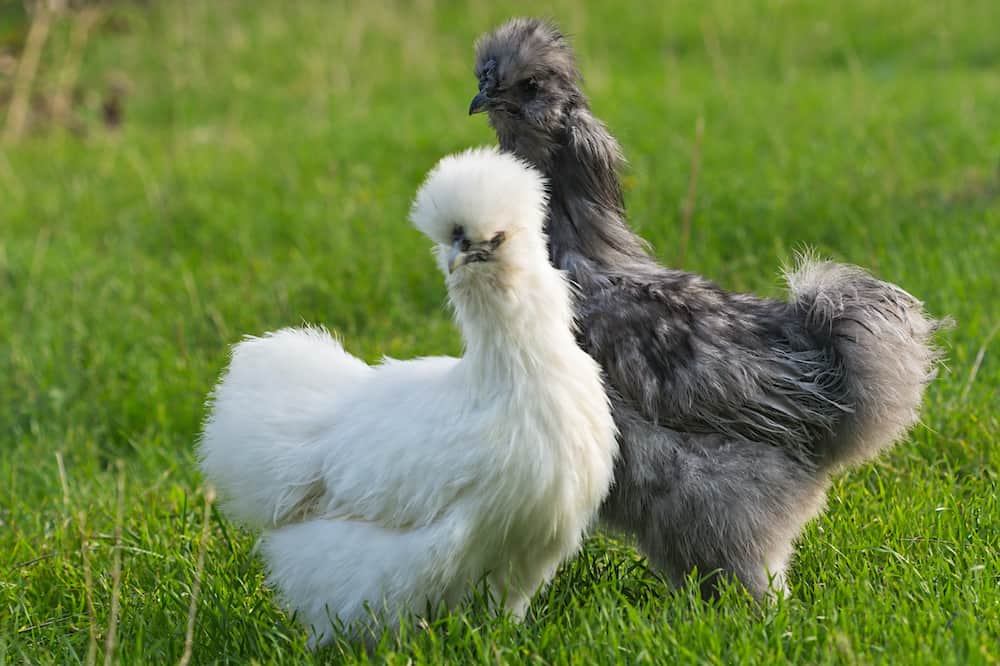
[2,1,998,663]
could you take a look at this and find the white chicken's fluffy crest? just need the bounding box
[410,147,548,246]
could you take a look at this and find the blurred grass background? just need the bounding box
[1,1,998,663]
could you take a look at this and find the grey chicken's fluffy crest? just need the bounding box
[474,19,579,92]
[474,17,946,599]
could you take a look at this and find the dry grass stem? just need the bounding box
[78,511,99,666]
[3,1,54,143]
[178,486,216,666]
[55,451,70,521]
[52,6,103,127]
[103,461,126,666]
[960,321,1000,402]
[678,116,705,268]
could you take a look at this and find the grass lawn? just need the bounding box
[2,1,998,663]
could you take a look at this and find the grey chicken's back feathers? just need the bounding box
[571,235,944,471]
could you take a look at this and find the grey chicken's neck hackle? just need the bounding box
[497,90,657,282]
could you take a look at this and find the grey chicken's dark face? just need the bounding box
[470,18,582,141]
[468,57,545,118]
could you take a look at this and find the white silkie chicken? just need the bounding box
[198,148,617,645]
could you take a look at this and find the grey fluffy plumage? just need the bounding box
[472,18,946,598]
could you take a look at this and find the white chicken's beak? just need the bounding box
[447,242,469,274]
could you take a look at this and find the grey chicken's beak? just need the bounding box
[447,232,507,273]
[469,91,489,115]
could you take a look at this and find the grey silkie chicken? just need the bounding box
[469,18,945,598]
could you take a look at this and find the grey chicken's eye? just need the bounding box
[519,78,539,96]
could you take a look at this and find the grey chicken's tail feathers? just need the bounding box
[784,254,947,470]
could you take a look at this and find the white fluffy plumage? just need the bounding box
[198,148,617,645]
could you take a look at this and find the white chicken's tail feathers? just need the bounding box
[785,255,948,469]
[199,327,372,528]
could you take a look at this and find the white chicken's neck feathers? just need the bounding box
[441,226,613,534]
[447,249,579,394]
